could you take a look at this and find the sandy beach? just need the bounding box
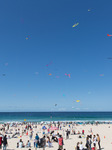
[0,122,112,150]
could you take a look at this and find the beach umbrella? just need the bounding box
[50,127,59,131]
[42,126,47,130]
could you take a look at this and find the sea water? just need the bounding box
[0,112,112,123]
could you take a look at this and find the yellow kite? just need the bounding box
[72,23,79,28]
[76,100,80,102]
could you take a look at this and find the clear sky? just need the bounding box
[0,0,112,112]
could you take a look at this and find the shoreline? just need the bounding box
[1,120,112,124]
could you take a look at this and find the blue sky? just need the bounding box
[0,0,112,111]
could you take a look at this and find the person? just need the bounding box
[19,139,23,148]
[29,131,33,140]
[90,128,92,133]
[35,134,39,141]
[34,134,39,149]
[66,129,69,139]
[47,136,52,147]
[82,130,84,134]
[62,129,65,138]
[86,136,90,150]
[16,143,19,148]
[68,127,71,135]
[58,135,64,150]
[52,133,58,142]
[0,135,2,149]
[47,128,50,134]
[89,135,92,150]
[34,139,37,150]
[3,135,7,150]
[41,135,46,150]
[75,142,80,150]
[26,140,31,148]
[93,135,97,150]
[97,134,101,150]
[43,129,45,136]
[79,141,84,150]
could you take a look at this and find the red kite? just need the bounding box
[65,73,71,78]
[107,34,112,37]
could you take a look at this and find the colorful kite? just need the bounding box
[72,23,79,28]
[107,34,112,37]
[24,119,26,121]
[76,100,80,102]
[100,74,104,76]
[46,61,53,67]
[48,73,52,76]
[26,35,30,40]
[65,73,71,78]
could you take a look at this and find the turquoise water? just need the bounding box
[0,112,112,122]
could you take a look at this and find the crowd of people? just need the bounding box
[0,122,103,150]
[75,134,101,150]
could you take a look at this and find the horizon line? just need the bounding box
[0,111,112,113]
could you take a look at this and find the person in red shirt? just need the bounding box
[82,130,84,134]
[47,128,50,134]
[0,135,2,149]
[58,135,64,150]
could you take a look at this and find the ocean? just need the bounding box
[0,112,112,123]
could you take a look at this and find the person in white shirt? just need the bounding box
[79,141,84,150]
[93,135,97,150]
[19,139,23,148]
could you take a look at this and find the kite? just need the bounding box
[107,34,112,37]
[76,100,80,102]
[55,104,57,106]
[48,73,52,76]
[88,9,91,11]
[65,73,71,78]
[26,35,30,40]
[72,23,79,28]
[100,74,104,76]
[2,74,6,76]
[24,119,26,121]
[46,61,53,67]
